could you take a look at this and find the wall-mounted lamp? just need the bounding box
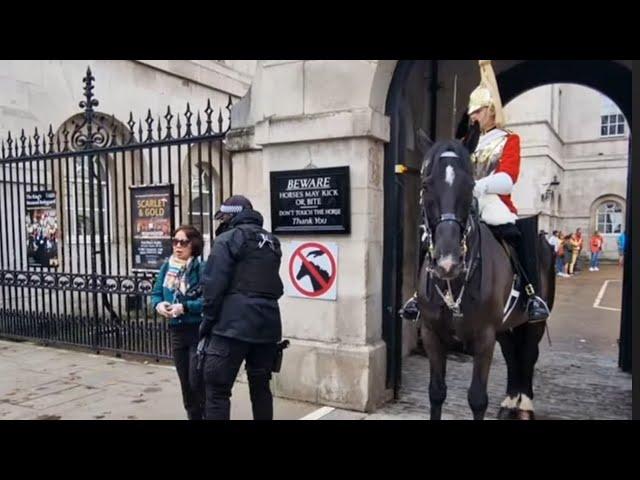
[541,175,560,202]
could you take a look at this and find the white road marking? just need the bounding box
[593,279,622,312]
[593,306,621,312]
[299,406,335,420]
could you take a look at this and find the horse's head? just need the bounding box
[418,127,479,280]
[296,263,308,281]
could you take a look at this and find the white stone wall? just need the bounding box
[504,85,554,124]
[559,84,629,142]
[226,60,393,411]
[505,84,628,260]
[0,60,252,142]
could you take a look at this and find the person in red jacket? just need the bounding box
[589,230,604,271]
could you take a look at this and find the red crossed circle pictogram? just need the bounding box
[288,242,337,297]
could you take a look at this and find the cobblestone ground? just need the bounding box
[366,348,631,420]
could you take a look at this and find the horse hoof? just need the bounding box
[516,409,535,420]
[497,407,517,420]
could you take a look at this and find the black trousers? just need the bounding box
[203,335,278,420]
[515,216,541,293]
[170,324,205,420]
[490,216,541,294]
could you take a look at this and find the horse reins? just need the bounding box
[420,150,476,319]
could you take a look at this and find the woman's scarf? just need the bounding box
[163,255,192,295]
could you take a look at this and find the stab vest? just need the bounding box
[229,224,284,299]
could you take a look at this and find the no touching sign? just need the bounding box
[285,241,338,300]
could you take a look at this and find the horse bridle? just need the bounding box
[421,212,472,270]
[419,150,475,317]
[420,150,473,276]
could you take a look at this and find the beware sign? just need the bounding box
[270,167,350,235]
[286,241,338,300]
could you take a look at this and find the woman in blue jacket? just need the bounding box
[151,225,205,420]
[617,231,626,267]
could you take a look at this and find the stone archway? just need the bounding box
[223,59,631,412]
[381,60,633,392]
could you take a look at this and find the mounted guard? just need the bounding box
[402,60,550,324]
[401,60,556,420]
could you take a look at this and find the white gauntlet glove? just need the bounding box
[473,177,489,198]
[474,172,514,198]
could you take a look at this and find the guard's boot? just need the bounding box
[400,293,420,321]
[525,284,550,322]
[514,216,550,323]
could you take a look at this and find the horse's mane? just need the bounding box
[422,140,473,180]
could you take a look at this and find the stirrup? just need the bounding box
[526,295,550,323]
[400,294,420,322]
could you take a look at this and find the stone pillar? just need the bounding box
[225,60,393,411]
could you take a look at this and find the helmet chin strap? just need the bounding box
[482,124,496,135]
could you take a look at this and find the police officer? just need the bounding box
[199,195,284,420]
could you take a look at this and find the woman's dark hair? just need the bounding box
[173,225,204,257]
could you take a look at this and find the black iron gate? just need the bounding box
[0,67,232,360]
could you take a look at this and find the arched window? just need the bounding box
[56,112,126,246]
[188,164,217,237]
[596,201,623,235]
[68,156,111,241]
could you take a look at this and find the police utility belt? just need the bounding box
[195,338,289,373]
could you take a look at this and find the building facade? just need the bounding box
[0,60,631,413]
[505,84,628,259]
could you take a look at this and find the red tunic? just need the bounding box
[494,134,520,214]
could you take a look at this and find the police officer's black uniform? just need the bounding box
[199,199,283,420]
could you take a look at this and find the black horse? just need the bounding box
[415,133,555,420]
[296,250,331,292]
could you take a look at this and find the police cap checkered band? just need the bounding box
[220,205,243,214]
[214,195,253,220]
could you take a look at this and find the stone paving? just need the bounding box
[363,347,631,420]
[0,339,319,420]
